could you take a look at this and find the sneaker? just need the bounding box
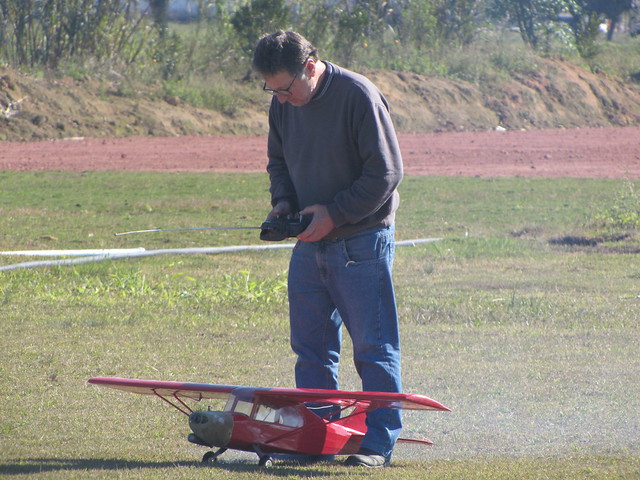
[344,449,388,467]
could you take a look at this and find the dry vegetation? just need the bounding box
[2,53,640,142]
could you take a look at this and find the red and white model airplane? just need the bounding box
[89,376,450,467]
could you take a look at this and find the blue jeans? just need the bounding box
[288,225,402,458]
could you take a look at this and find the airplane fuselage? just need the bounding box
[189,404,365,455]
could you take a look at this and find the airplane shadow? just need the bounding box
[0,458,192,475]
[0,457,345,477]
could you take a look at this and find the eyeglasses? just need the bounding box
[263,73,298,96]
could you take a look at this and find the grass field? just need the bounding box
[1,172,639,479]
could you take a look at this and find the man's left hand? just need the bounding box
[297,204,335,242]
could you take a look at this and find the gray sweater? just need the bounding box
[267,62,403,239]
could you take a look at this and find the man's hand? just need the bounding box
[297,204,335,242]
[267,200,293,220]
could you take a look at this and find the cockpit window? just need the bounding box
[235,400,253,416]
[254,404,303,427]
[255,404,278,423]
[225,395,253,416]
[225,394,303,427]
[277,406,303,427]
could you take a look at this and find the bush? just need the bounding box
[591,182,640,231]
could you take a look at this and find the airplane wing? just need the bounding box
[89,377,450,412]
[88,377,238,401]
[252,388,450,412]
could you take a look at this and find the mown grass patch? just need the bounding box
[1,172,638,479]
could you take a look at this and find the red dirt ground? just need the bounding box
[2,126,639,178]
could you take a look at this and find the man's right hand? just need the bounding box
[297,204,335,242]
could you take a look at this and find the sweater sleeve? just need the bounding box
[266,103,299,211]
[327,95,403,227]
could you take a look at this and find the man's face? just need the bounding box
[262,61,315,107]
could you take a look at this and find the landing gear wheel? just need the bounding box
[202,451,219,465]
[258,455,273,468]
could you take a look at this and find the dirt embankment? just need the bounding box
[2,57,640,142]
[2,56,640,180]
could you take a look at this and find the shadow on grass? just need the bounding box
[0,458,186,475]
[0,457,342,476]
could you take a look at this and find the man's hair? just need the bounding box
[252,31,318,77]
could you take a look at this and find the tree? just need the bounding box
[434,0,480,46]
[334,3,370,66]
[0,0,151,68]
[231,0,290,56]
[149,0,169,36]
[397,0,438,49]
[565,1,602,58]
[562,0,633,57]
[488,0,630,57]
[588,0,634,40]
[489,0,568,50]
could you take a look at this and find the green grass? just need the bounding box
[1,172,639,479]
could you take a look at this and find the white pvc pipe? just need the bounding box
[0,238,442,272]
[0,248,147,257]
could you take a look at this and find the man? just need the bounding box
[252,31,404,467]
